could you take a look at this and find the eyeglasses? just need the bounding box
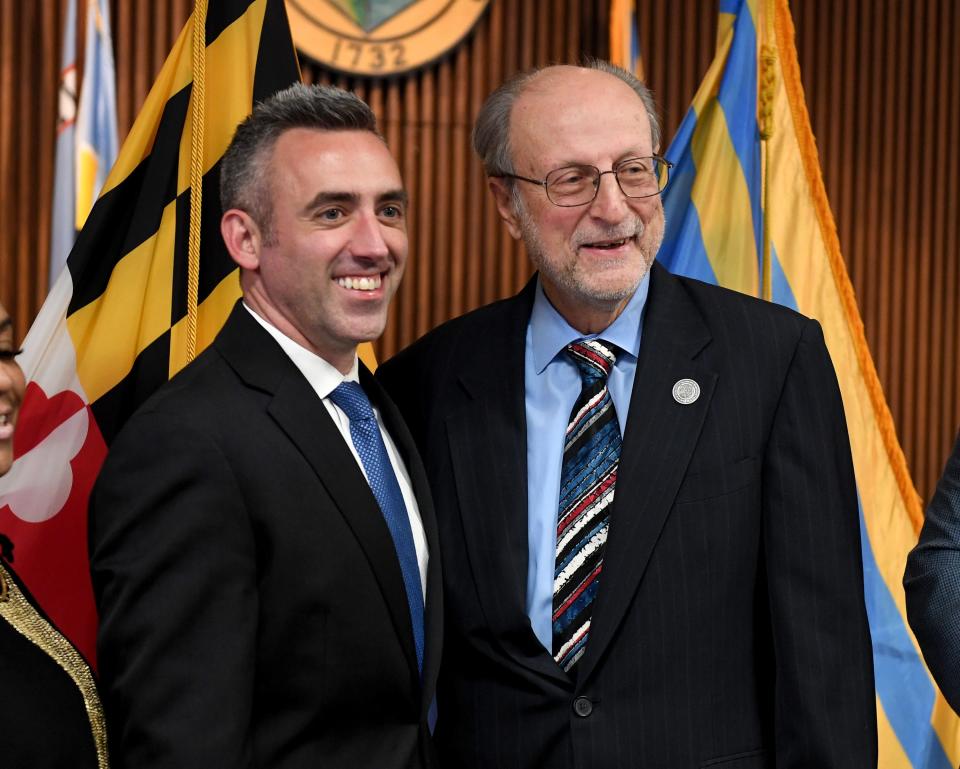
[497,156,672,207]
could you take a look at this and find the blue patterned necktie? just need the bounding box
[328,381,424,674]
[552,339,621,672]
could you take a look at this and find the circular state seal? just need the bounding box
[671,378,701,405]
[287,0,492,77]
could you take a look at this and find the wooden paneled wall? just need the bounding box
[0,1,61,322]
[0,0,957,501]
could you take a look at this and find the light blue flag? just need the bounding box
[74,0,118,247]
[50,0,78,288]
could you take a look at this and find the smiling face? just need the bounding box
[490,66,665,334]
[0,302,25,477]
[222,128,408,373]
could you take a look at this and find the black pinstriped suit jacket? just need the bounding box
[377,262,877,769]
[905,429,960,713]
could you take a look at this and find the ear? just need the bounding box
[220,209,262,270]
[488,178,524,240]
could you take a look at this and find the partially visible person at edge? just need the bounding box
[905,428,960,713]
[89,83,440,769]
[0,299,108,768]
[377,59,877,768]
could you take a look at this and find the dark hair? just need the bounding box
[472,57,662,179]
[220,82,381,242]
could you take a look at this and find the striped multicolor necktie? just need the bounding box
[553,339,621,672]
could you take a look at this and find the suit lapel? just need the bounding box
[215,304,420,681]
[445,283,568,685]
[576,264,717,684]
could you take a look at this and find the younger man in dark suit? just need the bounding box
[90,83,441,769]
[377,61,876,768]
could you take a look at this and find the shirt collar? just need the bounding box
[242,302,359,398]
[529,270,650,375]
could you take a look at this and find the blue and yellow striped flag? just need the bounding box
[609,0,643,81]
[659,0,960,765]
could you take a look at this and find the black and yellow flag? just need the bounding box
[0,0,300,667]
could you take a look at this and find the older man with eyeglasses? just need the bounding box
[378,59,877,769]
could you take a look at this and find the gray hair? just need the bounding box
[472,58,662,179]
[220,82,381,242]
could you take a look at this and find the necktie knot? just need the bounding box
[329,380,376,423]
[566,339,617,385]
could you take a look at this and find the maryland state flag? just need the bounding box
[659,0,960,764]
[0,0,300,668]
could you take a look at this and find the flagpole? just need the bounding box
[759,0,777,302]
[187,0,208,362]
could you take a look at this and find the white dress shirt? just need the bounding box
[244,304,428,598]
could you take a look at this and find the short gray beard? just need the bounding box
[515,199,657,306]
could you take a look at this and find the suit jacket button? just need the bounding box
[573,696,593,717]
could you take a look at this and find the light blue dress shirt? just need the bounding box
[524,273,650,651]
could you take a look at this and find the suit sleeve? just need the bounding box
[762,319,877,767]
[904,430,960,712]
[90,409,257,769]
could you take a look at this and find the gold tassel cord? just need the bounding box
[759,0,778,302]
[759,43,777,301]
[758,45,777,141]
[773,0,923,528]
[186,0,208,362]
